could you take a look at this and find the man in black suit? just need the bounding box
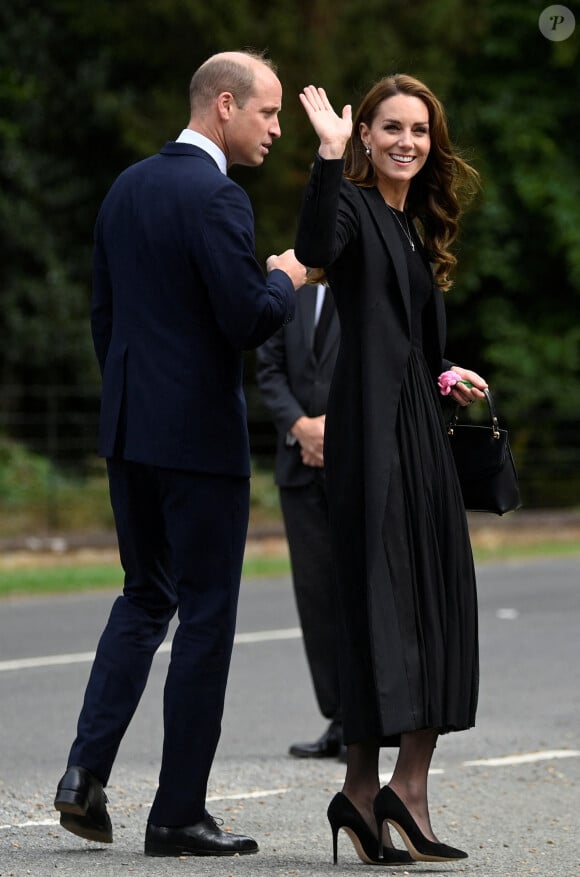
[256,281,343,759]
[53,50,306,858]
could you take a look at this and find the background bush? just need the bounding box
[1,0,579,520]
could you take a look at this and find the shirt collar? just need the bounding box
[176,129,227,175]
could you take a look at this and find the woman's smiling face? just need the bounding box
[360,93,431,198]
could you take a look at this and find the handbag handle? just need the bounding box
[447,387,500,439]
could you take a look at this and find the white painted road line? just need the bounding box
[463,749,580,767]
[208,788,289,801]
[380,768,444,783]
[0,627,303,674]
[0,819,59,829]
[0,789,291,831]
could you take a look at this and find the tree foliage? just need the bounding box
[1,0,579,502]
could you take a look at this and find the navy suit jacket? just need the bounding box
[91,141,295,477]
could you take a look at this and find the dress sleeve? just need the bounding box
[295,155,358,270]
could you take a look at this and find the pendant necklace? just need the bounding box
[388,206,415,251]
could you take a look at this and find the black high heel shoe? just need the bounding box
[374,786,468,862]
[327,792,414,866]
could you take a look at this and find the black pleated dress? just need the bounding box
[337,209,479,745]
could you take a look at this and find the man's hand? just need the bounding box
[290,414,325,467]
[266,248,308,290]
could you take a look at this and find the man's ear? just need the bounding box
[217,91,234,121]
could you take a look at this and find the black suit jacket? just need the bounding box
[256,284,339,487]
[91,141,295,478]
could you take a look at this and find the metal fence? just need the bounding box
[1,383,579,512]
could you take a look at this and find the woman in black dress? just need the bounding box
[295,76,486,865]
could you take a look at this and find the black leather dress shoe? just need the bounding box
[54,765,112,844]
[144,812,259,857]
[289,719,344,759]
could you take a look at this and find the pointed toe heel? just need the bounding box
[374,786,467,863]
[327,792,413,866]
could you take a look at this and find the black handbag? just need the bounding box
[446,388,522,515]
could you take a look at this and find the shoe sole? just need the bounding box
[145,844,259,857]
[386,819,467,863]
[59,813,113,844]
[289,751,339,758]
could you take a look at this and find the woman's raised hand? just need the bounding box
[299,85,352,160]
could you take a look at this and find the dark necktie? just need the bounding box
[313,288,334,359]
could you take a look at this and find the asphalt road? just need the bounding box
[0,555,579,876]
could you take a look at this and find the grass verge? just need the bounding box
[472,540,580,564]
[0,554,291,599]
[0,540,579,599]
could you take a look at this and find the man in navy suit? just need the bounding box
[54,50,306,858]
[257,283,344,760]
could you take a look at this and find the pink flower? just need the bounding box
[438,370,460,395]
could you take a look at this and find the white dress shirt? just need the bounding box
[176,129,227,175]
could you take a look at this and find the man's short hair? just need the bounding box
[189,50,277,113]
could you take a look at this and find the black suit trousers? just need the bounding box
[67,458,249,825]
[280,475,341,722]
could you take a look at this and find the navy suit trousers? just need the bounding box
[67,458,250,825]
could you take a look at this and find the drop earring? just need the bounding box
[364,144,371,156]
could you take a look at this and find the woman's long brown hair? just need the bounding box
[345,74,480,291]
